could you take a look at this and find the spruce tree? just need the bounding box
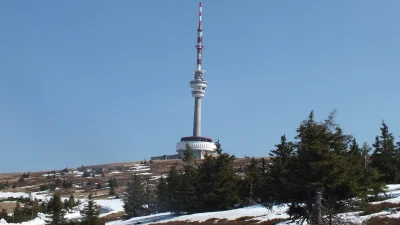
[260,158,267,175]
[241,157,265,205]
[32,198,40,215]
[166,164,180,213]
[267,110,373,222]
[68,194,76,208]
[359,142,385,200]
[108,177,118,189]
[156,177,169,213]
[80,193,104,225]
[267,135,295,204]
[124,174,147,218]
[13,202,23,223]
[182,143,195,163]
[197,141,240,212]
[46,192,66,225]
[109,187,116,196]
[344,138,374,204]
[63,199,69,210]
[291,111,336,219]
[371,121,398,183]
[173,144,199,214]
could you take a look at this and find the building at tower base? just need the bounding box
[176,136,217,159]
[151,136,217,161]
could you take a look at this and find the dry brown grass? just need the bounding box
[365,216,400,225]
[101,211,126,223]
[204,218,219,223]
[258,219,287,225]
[234,216,256,221]
[216,218,228,223]
[0,201,17,213]
[362,202,400,216]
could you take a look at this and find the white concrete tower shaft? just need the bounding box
[190,2,207,137]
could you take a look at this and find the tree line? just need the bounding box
[122,110,399,224]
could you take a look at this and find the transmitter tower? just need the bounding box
[176,2,217,159]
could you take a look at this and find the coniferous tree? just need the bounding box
[267,135,295,205]
[173,144,199,214]
[260,158,267,175]
[109,187,116,196]
[63,199,69,210]
[108,177,118,189]
[46,193,66,225]
[166,164,180,213]
[82,170,91,178]
[297,111,365,219]
[359,142,385,200]
[343,138,377,205]
[68,194,76,208]
[347,138,364,184]
[32,198,40,215]
[80,193,104,225]
[124,174,147,218]
[13,202,23,222]
[197,141,240,212]
[12,201,33,223]
[265,110,378,223]
[371,121,398,183]
[40,201,47,213]
[156,177,169,213]
[62,179,71,189]
[240,157,265,205]
[145,178,158,215]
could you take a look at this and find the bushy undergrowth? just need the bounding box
[362,202,400,215]
[365,216,400,225]
[0,196,32,203]
[149,218,286,225]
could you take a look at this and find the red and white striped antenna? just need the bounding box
[196,2,203,71]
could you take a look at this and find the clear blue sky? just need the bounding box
[1,1,400,172]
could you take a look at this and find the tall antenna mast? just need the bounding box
[196,2,203,71]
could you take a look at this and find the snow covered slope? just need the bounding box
[3,184,400,225]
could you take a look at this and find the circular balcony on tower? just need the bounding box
[191,90,206,98]
[190,80,207,89]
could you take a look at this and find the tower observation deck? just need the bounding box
[176,2,217,159]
